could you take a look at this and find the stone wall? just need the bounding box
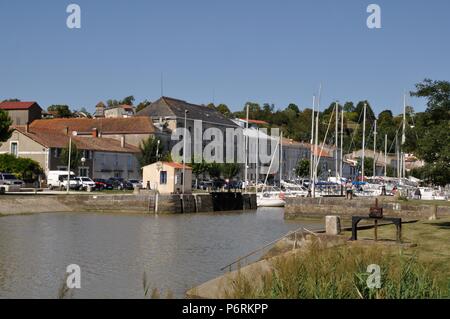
[0,193,257,216]
[285,197,450,220]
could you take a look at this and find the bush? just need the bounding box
[0,154,43,181]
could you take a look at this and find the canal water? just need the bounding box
[0,209,320,299]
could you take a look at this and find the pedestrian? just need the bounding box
[345,179,353,200]
[414,187,422,200]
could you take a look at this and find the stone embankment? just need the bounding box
[285,196,450,220]
[0,192,257,216]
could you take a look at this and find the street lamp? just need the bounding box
[182,110,189,194]
[66,131,78,194]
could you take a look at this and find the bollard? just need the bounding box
[325,216,341,235]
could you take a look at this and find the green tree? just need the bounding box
[136,100,151,113]
[220,163,241,180]
[0,110,13,143]
[295,159,310,178]
[47,105,73,118]
[138,137,163,167]
[216,104,231,117]
[191,158,209,186]
[1,98,20,102]
[0,154,43,181]
[60,141,82,172]
[207,162,222,179]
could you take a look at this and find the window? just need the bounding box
[10,142,18,157]
[79,167,89,177]
[160,171,167,185]
[54,148,62,158]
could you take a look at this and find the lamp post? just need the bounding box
[66,131,78,194]
[182,110,189,194]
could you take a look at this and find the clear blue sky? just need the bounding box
[0,0,449,115]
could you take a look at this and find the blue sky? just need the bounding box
[0,0,449,115]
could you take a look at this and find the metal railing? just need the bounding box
[220,226,318,272]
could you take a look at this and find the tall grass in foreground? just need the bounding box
[226,242,446,299]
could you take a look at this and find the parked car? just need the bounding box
[107,177,134,190]
[128,179,143,189]
[196,180,213,190]
[75,177,96,191]
[47,170,79,190]
[0,173,25,187]
[93,178,113,190]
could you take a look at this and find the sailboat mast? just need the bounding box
[340,106,344,179]
[313,96,320,197]
[256,128,259,187]
[280,131,283,186]
[310,95,316,185]
[402,94,407,179]
[384,134,388,177]
[335,101,339,180]
[361,103,367,182]
[244,104,249,188]
[373,119,377,178]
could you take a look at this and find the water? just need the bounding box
[0,209,320,299]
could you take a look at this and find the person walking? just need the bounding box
[345,179,353,200]
[414,187,422,200]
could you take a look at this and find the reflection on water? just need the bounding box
[0,209,320,298]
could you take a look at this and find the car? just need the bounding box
[128,179,142,189]
[0,173,25,187]
[75,177,96,191]
[93,178,113,190]
[47,170,80,190]
[107,177,134,190]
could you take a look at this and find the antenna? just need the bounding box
[160,72,164,97]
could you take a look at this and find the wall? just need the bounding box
[0,193,257,215]
[285,196,450,220]
[93,151,140,180]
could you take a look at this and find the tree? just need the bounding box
[1,98,20,102]
[220,163,241,180]
[60,141,82,172]
[191,159,209,186]
[138,137,163,167]
[295,159,310,178]
[343,102,355,113]
[286,103,300,114]
[0,154,43,181]
[409,79,450,185]
[216,104,231,117]
[136,100,151,113]
[121,96,135,106]
[0,110,12,143]
[47,105,73,118]
[207,162,222,179]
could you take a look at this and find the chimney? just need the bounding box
[92,128,98,138]
[121,135,125,148]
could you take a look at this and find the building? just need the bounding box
[0,125,141,180]
[142,161,192,194]
[0,101,42,125]
[27,117,167,148]
[104,105,135,118]
[344,149,397,177]
[94,102,106,118]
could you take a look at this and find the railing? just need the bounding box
[220,226,319,272]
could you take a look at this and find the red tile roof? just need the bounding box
[239,118,269,125]
[29,117,156,134]
[162,162,192,170]
[0,101,41,110]
[14,126,139,153]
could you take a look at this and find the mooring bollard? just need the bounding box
[325,216,341,235]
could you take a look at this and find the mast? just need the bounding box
[340,105,344,179]
[255,128,259,188]
[280,131,283,186]
[310,95,316,185]
[335,101,339,180]
[384,134,388,177]
[244,104,249,188]
[361,102,367,182]
[313,87,321,198]
[373,119,377,178]
[402,94,407,179]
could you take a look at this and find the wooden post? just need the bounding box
[374,219,378,241]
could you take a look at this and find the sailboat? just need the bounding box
[257,135,286,207]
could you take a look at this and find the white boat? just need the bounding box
[257,192,286,207]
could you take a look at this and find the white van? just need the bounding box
[47,171,80,190]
